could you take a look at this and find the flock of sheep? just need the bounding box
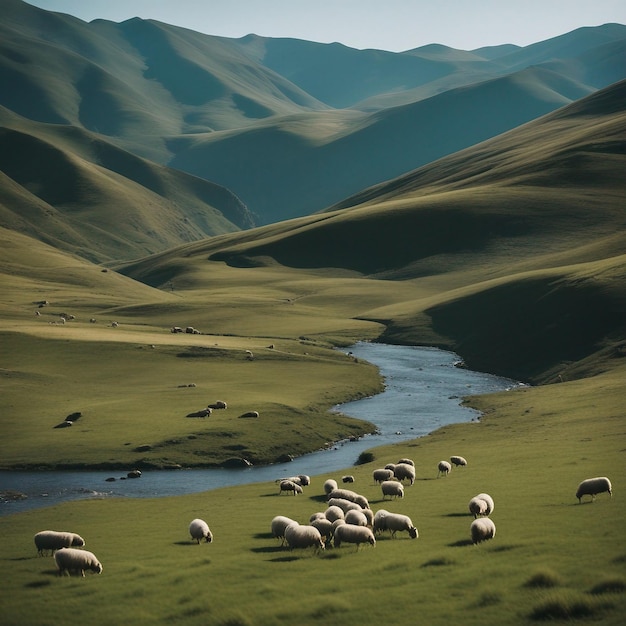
[32,470,612,576]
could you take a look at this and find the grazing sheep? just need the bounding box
[345,509,369,527]
[324,506,345,523]
[437,461,452,477]
[468,496,489,518]
[576,477,612,503]
[298,475,311,487]
[323,479,338,495]
[334,524,376,549]
[271,516,298,544]
[111,321,118,327]
[475,493,495,515]
[381,480,405,500]
[240,411,259,418]
[208,401,227,410]
[342,475,355,483]
[245,349,254,361]
[471,518,496,544]
[279,480,303,496]
[189,518,213,544]
[327,489,370,509]
[373,468,395,484]
[310,517,334,541]
[310,512,325,523]
[327,498,361,514]
[397,458,415,467]
[54,548,102,577]
[186,408,211,418]
[34,531,85,556]
[284,524,324,551]
[450,455,467,467]
[373,511,418,539]
[384,463,396,471]
[393,463,416,485]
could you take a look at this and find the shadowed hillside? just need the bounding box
[0,108,254,263]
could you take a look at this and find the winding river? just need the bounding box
[0,343,522,516]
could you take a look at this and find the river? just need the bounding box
[0,343,522,516]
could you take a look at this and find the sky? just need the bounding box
[23,0,626,52]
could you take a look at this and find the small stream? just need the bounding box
[0,343,522,516]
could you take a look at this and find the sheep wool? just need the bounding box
[279,480,303,495]
[468,496,489,518]
[471,518,496,544]
[375,511,418,539]
[284,524,325,551]
[34,530,85,556]
[324,505,345,523]
[381,480,404,499]
[327,497,361,513]
[189,519,213,544]
[54,548,102,577]
[393,463,416,485]
[372,468,395,483]
[334,524,376,549]
[271,516,298,544]
[344,509,369,527]
[323,479,338,495]
[576,477,612,503]
[450,455,467,467]
[437,461,452,477]
[475,493,495,515]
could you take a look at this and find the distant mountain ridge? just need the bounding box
[1,0,625,258]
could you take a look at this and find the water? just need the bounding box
[0,343,522,516]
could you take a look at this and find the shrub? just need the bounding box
[524,567,563,588]
[590,577,626,595]
[356,451,375,465]
[529,591,609,620]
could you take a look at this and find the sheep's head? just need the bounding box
[408,527,418,539]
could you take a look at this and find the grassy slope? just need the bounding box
[0,109,255,263]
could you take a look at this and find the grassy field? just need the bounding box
[0,362,623,625]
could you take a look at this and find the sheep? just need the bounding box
[327,497,361,514]
[361,508,374,527]
[271,515,298,544]
[189,518,213,544]
[324,506,345,523]
[576,477,612,503]
[186,408,211,418]
[208,401,227,410]
[323,479,338,495]
[474,493,495,515]
[437,461,452,477]
[327,489,370,509]
[284,524,324,551]
[54,548,102,577]
[279,480,302,496]
[373,511,418,539]
[384,463,396,471]
[450,455,467,467]
[240,411,259,418]
[471,517,496,544]
[34,531,85,556]
[344,509,369,527]
[393,463,416,485]
[381,480,404,500]
[333,524,376,549]
[298,475,311,487]
[468,496,489,518]
[373,468,395,484]
[277,475,304,486]
[310,517,334,541]
[310,512,326,523]
[245,349,254,361]
[397,458,415,467]
[342,475,355,483]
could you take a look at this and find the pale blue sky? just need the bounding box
[24,0,626,51]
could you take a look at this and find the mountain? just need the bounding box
[120,80,626,382]
[0,107,254,263]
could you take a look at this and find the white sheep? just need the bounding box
[34,530,85,556]
[279,480,303,496]
[381,480,404,500]
[450,455,467,467]
[374,511,418,539]
[471,518,496,544]
[344,509,369,527]
[324,506,345,523]
[323,479,338,495]
[309,512,326,523]
[327,488,369,509]
[342,475,355,483]
[189,518,213,544]
[397,458,415,467]
[393,463,416,485]
[298,475,311,487]
[576,477,612,503]
[208,401,227,410]
[333,524,376,549]
[475,493,494,515]
[468,496,489,518]
[437,460,452,477]
[54,548,102,577]
[271,515,298,544]
[284,524,324,551]
[327,497,361,514]
[310,517,334,541]
[372,468,395,483]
